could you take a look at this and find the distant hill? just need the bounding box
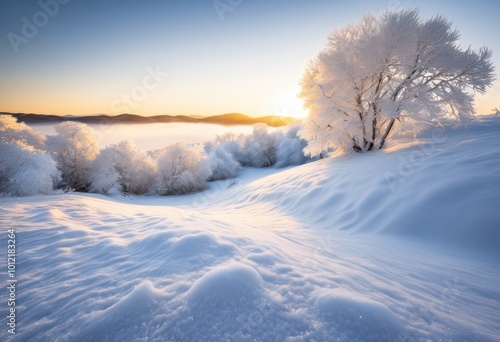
[2,112,296,127]
[200,114,295,127]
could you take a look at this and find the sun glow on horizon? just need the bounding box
[272,86,308,119]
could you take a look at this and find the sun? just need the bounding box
[273,88,309,119]
[273,105,308,119]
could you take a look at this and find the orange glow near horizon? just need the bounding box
[0,81,312,118]
[1,1,498,119]
[2,86,498,118]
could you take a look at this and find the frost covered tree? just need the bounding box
[0,141,60,196]
[154,143,211,195]
[0,115,46,150]
[89,140,156,195]
[49,122,99,191]
[299,9,495,154]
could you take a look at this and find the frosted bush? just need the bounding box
[208,124,308,170]
[89,140,156,195]
[276,123,309,168]
[154,143,211,195]
[211,133,246,163]
[0,141,60,196]
[240,124,279,167]
[208,145,241,181]
[89,153,120,196]
[0,114,46,150]
[49,122,99,191]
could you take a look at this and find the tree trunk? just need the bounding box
[367,117,377,151]
[378,118,396,150]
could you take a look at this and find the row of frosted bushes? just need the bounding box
[0,115,310,197]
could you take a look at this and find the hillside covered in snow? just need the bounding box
[1,115,499,341]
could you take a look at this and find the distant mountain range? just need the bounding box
[3,112,297,127]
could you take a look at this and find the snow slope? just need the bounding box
[1,115,499,341]
[221,114,500,254]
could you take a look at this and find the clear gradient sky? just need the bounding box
[1,0,499,117]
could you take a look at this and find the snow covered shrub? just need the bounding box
[276,123,309,167]
[205,134,242,181]
[154,143,211,195]
[0,115,59,196]
[211,133,245,161]
[0,141,59,196]
[89,140,156,195]
[207,144,241,181]
[49,122,99,191]
[299,9,494,154]
[89,152,120,196]
[240,124,279,167]
[0,114,46,150]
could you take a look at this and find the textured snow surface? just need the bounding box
[1,115,499,341]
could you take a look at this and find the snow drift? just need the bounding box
[219,114,500,253]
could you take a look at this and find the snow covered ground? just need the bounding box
[1,115,500,341]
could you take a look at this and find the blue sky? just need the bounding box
[0,0,499,117]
